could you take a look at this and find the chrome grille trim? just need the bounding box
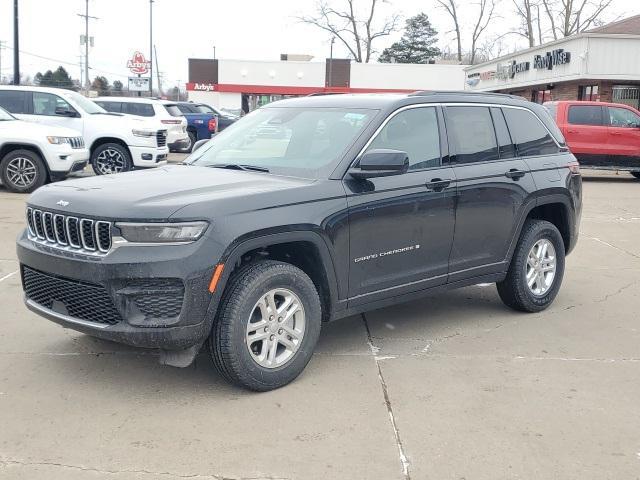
[69,137,85,149]
[156,130,167,147]
[80,219,96,251]
[26,208,112,255]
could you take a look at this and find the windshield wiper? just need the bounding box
[208,163,270,173]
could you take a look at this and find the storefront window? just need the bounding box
[578,85,599,101]
[612,85,640,109]
[532,90,551,104]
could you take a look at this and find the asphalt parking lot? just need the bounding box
[0,166,638,480]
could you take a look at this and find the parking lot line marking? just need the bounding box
[0,270,18,283]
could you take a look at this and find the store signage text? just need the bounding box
[533,49,571,70]
[496,60,530,79]
[127,51,151,75]
[192,83,216,91]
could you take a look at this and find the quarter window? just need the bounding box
[0,90,27,113]
[446,106,499,164]
[608,107,640,128]
[568,105,604,126]
[365,107,441,170]
[96,101,122,113]
[503,108,559,157]
[124,102,155,117]
[32,92,74,116]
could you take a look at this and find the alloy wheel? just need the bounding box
[525,238,557,296]
[95,148,126,174]
[6,157,37,188]
[245,288,306,369]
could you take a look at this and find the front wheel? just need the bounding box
[209,260,322,391]
[0,149,47,193]
[497,220,565,313]
[631,172,640,180]
[91,143,132,175]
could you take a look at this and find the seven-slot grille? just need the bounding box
[69,137,85,149]
[26,207,112,254]
[156,130,167,147]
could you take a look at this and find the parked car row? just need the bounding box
[0,86,237,193]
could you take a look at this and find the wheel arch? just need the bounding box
[216,231,340,322]
[0,143,50,180]
[89,137,131,157]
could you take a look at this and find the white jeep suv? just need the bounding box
[0,86,169,175]
[0,106,89,193]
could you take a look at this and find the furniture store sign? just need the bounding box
[534,48,571,70]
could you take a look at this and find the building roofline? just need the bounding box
[464,32,640,71]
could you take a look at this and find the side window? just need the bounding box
[503,108,559,157]
[177,104,195,114]
[32,92,73,116]
[446,106,499,163]
[125,102,155,117]
[568,105,603,126]
[608,107,640,128]
[0,90,27,113]
[97,101,121,113]
[365,107,440,170]
[490,107,516,159]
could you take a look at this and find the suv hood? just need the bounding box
[2,119,82,138]
[86,112,158,131]
[27,165,315,219]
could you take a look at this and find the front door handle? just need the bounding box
[426,178,451,191]
[505,169,526,180]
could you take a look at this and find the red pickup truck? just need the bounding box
[545,100,640,179]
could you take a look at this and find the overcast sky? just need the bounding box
[1,0,639,89]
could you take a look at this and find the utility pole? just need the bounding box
[326,36,335,88]
[13,0,20,85]
[0,40,6,85]
[213,45,216,60]
[77,54,84,87]
[154,45,162,96]
[149,0,154,95]
[77,0,98,91]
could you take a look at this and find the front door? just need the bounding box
[345,106,456,305]
[29,91,84,134]
[606,105,640,169]
[564,104,608,165]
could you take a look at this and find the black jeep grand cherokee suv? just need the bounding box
[17,92,582,391]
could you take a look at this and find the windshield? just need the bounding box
[62,91,106,114]
[188,107,376,178]
[0,106,15,121]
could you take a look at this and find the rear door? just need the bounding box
[446,105,538,282]
[346,105,456,304]
[564,104,608,165]
[0,90,29,117]
[606,106,640,169]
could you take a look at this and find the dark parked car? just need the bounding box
[191,103,237,131]
[165,101,218,152]
[17,92,582,391]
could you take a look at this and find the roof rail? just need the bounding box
[409,90,522,100]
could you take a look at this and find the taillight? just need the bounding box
[208,118,218,133]
[568,161,580,174]
[161,119,182,124]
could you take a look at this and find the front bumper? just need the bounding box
[46,147,90,174]
[129,145,169,168]
[17,230,222,350]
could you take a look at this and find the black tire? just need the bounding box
[631,172,640,180]
[209,260,322,391]
[0,149,47,193]
[181,131,197,153]
[497,219,565,313]
[91,142,133,175]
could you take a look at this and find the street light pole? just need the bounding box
[13,0,19,85]
[327,36,335,89]
[149,0,154,96]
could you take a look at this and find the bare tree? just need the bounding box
[512,0,537,47]
[436,0,463,62]
[470,0,498,64]
[541,0,614,38]
[297,0,401,62]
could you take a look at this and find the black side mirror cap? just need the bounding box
[349,149,409,179]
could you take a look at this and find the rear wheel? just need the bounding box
[0,149,47,193]
[631,172,640,180]
[209,260,322,391]
[91,143,132,175]
[181,131,196,153]
[497,219,565,313]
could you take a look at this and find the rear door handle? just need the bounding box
[505,169,527,180]
[426,178,452,191]
[610,131,622,135]
[567,129,579,134]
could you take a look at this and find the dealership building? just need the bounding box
[464,15,640,108]
[186,57,465,112]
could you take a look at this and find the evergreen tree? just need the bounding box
[379,13,441,64]
[35,66,75,89]
[91,76,110,95]
[112,80,123,93]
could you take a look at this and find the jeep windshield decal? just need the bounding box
[188,107,376,179]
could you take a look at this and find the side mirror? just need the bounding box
[55,107,78,117]
[192,138,209,152]
[349,149,409,179]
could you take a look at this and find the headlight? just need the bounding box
[115,221,208,243]
[132,129,155,137]
[47,136,70,144]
